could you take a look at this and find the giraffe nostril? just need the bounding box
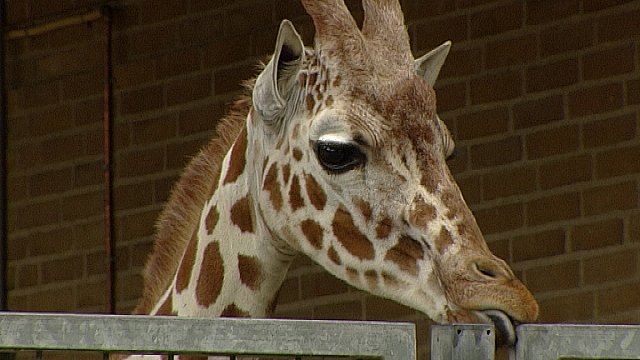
[473,261,509,281]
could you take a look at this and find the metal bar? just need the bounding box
[0,0,7,315]
[0,313,416,359]
[430,324,495,360]
[516,324,640,360]
[101,3,116,316]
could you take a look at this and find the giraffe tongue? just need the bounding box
[476,310,517,347]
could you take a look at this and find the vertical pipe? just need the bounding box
[0,0,8,313]
[102,5,116,315]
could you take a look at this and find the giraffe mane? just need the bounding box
[134,78,256,314]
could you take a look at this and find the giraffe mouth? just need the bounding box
[474,310,517,347]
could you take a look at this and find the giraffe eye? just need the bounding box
[313,141,366,173]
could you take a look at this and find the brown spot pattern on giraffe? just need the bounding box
[376,216,393,239]
[436,227,454,254]
[263,163,283,211]
[364,270,378,289]
[156,294,174,316]
[196,242,224,307]
[332,206,375,260]
[384,235,425,277]
[306,94,315,112]
[409,200,437,229]
[289,175,305,211]
[282,164,291,185]
[205,206,219,235]
[223,125,248,185]
[230,195,254,233]
[305,173,327,210]
[221,303,250,317]
[327,245,341,265]
[353,197,373,222]
[237,254,264,291]
[176,230,198,293]
[292,148,303,161]
[300,219,324,249]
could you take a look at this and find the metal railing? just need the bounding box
[3,312,640,359]
[0,312,416,359]
[432,323,640,360]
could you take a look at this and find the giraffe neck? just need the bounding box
[151,116,296,318]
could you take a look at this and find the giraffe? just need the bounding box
[120,0,538,358]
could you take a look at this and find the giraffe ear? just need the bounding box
[415,41,451,86]
[253,20,305,123]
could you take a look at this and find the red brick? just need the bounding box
[28,227,73,257]
[314,300,363,320]
[583,181,637,216]
[597,9,640,42]
[456,107,509,140]
[365,296,415,321]
[526,58,579,93]
[456,174,481,205]
[631,212,640,243]
[276,277,300,305]
[134,0,187,25]
[485,34,538,69]
[61,69,103,100]
[225,2,272,35]
[526,0,579,25]
[438,47,483,80]
[300,272,350,299]
[571,218,624,251]
[540,19,594,57]
[6,0,28,24]
[40,133,86,164]
[214,63,257,95]
[470,70,523,104]
[118,147,166,178]
[41,255,84,284]
[131,115,177,144]
[447,144,468,175]
[29,167,74,197]
[470,136,523,169]
[116,273,144,303]
[167,74,212,106]
[435,81,466,112]
[123,23,179,58]
[180,13,224,46]
[474,203,524,235]
[584,113,637,148]
[73,221,104,250]
[190,0,233,12]
[113,59,155,89]
[61,191,103,221]
[584,250,638,285]
[401,0,456,21]
[114,181,155,212]
[167,138,209,170]
[414,15,468,53]
[568,83,624,117]
[513,95,564,129]
[16,264,38,289]
[628,79,640,105]
[74,161,103,187]
[482,165,537,200]
[582,44,635,80]
[583,0,637,11]
[538,292,594,322]
[27,286,77,312]
[118,85,164,115]
[525,260,580,293]
[178,102,225,136]
[488,238,510,263]
[203,36,253,70]
[157,48,202,79]
[11,199,61,231]
[78,280,107,310]
[36,43,102,80]
[469,2,523,38]
[596,144,640,178]
[527,192,581,226]
[22,81,60,109]
[526,125,580,159]
[28,104,75,137]
[118,210,159,242]
[539,154,593,189]
[597,281,640,316]
[75,97,103,126]
[513,228,566,262]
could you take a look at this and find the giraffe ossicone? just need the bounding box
[123,0,538,358]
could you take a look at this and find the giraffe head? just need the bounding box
[251,0,538,343]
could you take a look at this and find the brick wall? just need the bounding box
[3,0,640,359]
